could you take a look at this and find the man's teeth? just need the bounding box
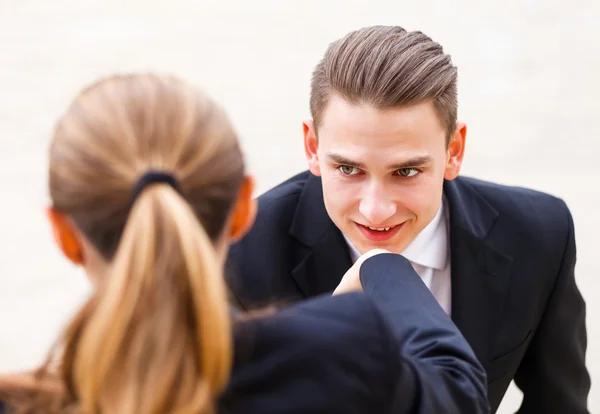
[368,226,393,232]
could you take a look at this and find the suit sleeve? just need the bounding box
[513,203,590,413]
[359,254,490,414]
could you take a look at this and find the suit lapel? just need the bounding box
[288,173,353,297]
[445,178,513,363]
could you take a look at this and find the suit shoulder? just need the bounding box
[229,171,308,254]
[244,293,391,364]
[457,176,572,233]
[458,176,566,205]
[226,172,314,308]
[257,170,309,208]
[278,292,383,328]
[245,171,309,233]
[228,294,393,410]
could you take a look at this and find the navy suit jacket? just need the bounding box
[0,255,489,414]
[220,253,489,413]
[226,171,590,413]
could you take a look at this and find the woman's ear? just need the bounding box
[46,207,84,265]
[229,176,257,242]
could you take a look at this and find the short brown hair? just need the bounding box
[310,25,458,142]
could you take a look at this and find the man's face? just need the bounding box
[303,95,466,255]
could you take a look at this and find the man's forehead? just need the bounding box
[319,97,445,141]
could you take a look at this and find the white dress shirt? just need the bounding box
[344,199,452,315]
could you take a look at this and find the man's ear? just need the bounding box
[46,207,84,265]
[444,122,467,181]
[303,119,321,176]
[229,176,257,242]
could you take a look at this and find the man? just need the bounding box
[226,26,590,413]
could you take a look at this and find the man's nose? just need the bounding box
[358,184,396,225]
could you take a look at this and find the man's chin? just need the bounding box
[353,234,410,256]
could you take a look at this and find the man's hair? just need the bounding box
[310,25,458,142]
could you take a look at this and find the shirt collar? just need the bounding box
[344,198,449,270]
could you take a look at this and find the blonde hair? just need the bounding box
[1,74,245,413]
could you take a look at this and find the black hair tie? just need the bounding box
[131,171,181,203]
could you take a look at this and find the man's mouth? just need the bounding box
[355,222,403,241]
[365,225,396,232]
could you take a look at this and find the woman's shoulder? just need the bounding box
[232,292,397,371]
[223,293,396,413]
[240,292,389,344]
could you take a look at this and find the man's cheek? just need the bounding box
[325,178,356,195]
[325,191,355,217]
[402,186,435,213]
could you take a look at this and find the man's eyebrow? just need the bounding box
[326,152,432,170]
[387,156,432,170]
[325,152,365,169]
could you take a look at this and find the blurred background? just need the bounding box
[0,1,597,412]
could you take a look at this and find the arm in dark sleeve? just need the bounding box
[360,254,490,414]
[513,204,590,413]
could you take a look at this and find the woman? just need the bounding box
[0,74,489,413]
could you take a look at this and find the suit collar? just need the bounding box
[289,172,334,247]
[288,173,353,297]
[444,177,513,363]
[444,177,498,240]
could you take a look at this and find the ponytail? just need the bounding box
[64,184,232,413]
[0,73,244,414]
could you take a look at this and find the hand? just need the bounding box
[333,249,390,295]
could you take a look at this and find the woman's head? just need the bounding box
[48,73,254,275]
[26,73,256,413]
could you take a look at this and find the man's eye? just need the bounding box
[339,165,359,175]
[397,168,420,177]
